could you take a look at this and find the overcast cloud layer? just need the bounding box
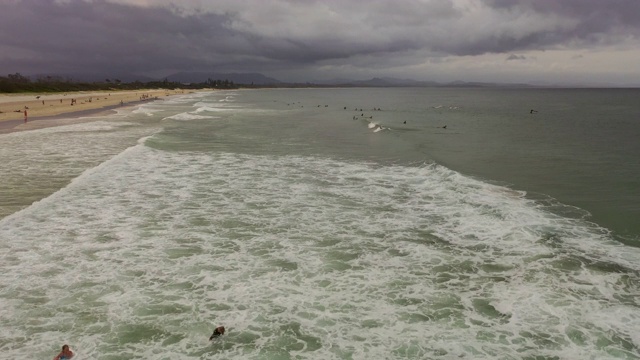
[1,0,639,85]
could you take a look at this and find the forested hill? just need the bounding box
[0,73,239,93]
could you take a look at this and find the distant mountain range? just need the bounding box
[165,72,281,85]
[29,71,281,85]
[29,71,538,88]
[311,77,535,88]
[311,77,440,87]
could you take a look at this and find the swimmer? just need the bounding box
[53,344,74,360]
[209,326,225,340]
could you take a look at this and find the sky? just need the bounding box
[1,0,639,86]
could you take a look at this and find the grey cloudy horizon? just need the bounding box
[1,0,639,85]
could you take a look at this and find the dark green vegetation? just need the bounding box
[0,73,239,93]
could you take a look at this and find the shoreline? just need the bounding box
[1,99,140,134]
[0,89,195,134]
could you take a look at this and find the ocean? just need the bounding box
[0,87,639,359]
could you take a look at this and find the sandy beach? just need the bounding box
[0,89,188,133]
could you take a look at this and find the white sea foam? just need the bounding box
[193,102,244,111]
[162,91,214,104]
[163,112,216,121]
[366,121,387,132]
[193,106,230,114]
[131,105,157,116]
[1,145,638,359]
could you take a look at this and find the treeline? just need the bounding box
[0,73,239,93]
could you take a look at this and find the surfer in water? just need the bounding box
[209,326,225,340]
[53,344,74,360]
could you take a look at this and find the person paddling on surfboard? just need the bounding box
[53,344,74,360]
[209,326,225,340]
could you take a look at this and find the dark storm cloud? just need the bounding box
[0,0,258,74]
[479,0,640,47]
[0,0,435,75]
[484,0,640,28]
[0,0,638,78]
[428,0,640,56]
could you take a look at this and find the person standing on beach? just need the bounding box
[24,109,27,123]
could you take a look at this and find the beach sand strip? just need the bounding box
[0,89,187,133]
